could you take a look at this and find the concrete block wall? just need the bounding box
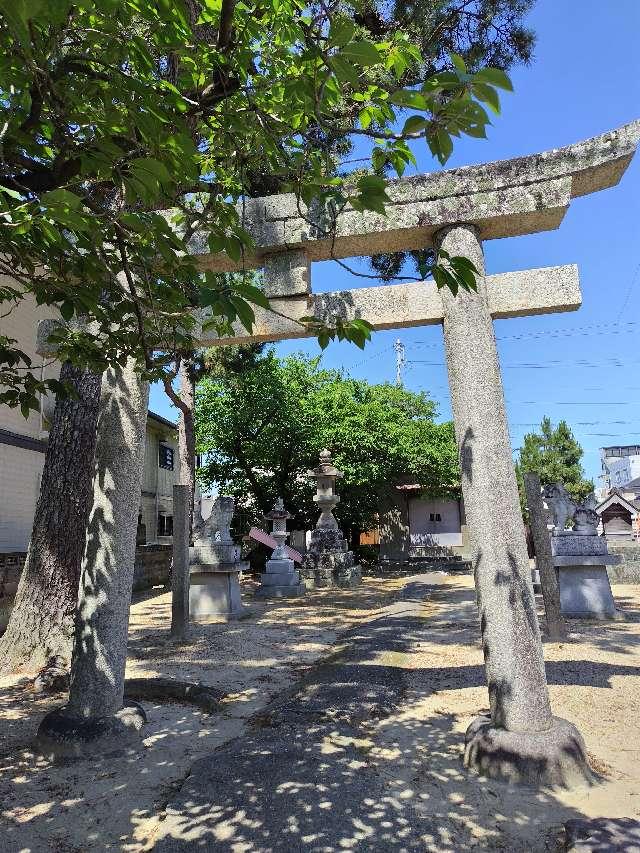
[607,541,640,583]
[0,545,172,633]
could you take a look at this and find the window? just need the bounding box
[158,514,173,537]
[429,512,442,523]
[159,443,174,470]
[195,453,203,470]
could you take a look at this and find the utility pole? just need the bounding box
[393,338,405,387]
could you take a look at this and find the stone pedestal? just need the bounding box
[301,450,361,589]
[257,556,305,598]
[189,567,246,616]
[552,534,619,619]
[188,497,249,619]
[301,527,361,588]
[256,499,306,598]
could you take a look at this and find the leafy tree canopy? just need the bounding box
[1,0,515,415]
[516,415,594,511]
[195,350,460,533]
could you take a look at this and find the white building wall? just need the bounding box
[0,443,44,551]
[408,498,463,547]
[0,290,57,551]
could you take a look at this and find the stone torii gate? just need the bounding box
[40,121,639,783]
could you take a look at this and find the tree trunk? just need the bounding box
[0,362,101,673]
[523,472,567,641]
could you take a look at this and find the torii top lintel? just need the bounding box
[190,120,640,273]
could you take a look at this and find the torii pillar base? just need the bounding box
[37,704,146,761]
[464,714,593,789]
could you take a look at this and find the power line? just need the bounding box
[616,262,640,321]
[408,357,640,370]
[409,319,639,350]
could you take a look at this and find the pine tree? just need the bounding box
[516,416,594,514]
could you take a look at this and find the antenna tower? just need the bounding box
[393,338,406,387]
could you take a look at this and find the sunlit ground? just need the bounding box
[1,575,639,852]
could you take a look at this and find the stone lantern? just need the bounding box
[312,449,342,530]
[257,498,306,598]
[301,449,361,588]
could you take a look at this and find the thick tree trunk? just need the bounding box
[0,362,101,673]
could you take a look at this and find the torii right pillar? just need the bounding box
[438,223,590,787]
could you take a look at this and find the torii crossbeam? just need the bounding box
[193,120,639,347]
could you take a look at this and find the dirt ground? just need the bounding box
[0,576,405,853]
[366,576,640,851]
[1,575,639,852]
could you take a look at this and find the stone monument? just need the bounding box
[301,450,361,588]
[189,496,248,618]
[256,498,306,598]
[545,484,620,619]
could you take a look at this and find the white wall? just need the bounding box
[408,498,462,547]
[0,443,44,551]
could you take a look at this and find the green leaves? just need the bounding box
[431,250,479,295]
[337,39,381,67]
[351,174,390,215]
[301,316,374,351]
[474,67,514,91]
[195,350,460,536]
[0,0,514,413]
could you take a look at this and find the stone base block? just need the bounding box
[189,571,247,619]
[464,714,593,789]
[558,565,616,619]
[36,704,146,760]
[255,581,306,598]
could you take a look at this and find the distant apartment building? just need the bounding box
[593,444,640,541]
[600,445,640,492]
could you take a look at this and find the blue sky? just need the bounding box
[150,0,640,485]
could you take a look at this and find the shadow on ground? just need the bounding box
[151,576,640,852]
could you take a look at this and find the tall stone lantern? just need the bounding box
[313,449,342,530]
[301,449,361,588]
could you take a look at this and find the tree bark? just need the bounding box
[0,362,101,673]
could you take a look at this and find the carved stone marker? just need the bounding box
[256,499,306,598]
[171,484,190,639]
[189,496,248,618]
[301,450,361,588]
[546,485,620,619]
